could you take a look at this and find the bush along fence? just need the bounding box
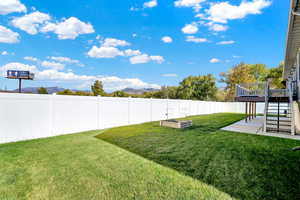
[0,93,264,144]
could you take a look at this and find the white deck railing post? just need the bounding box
[263,82,269,133]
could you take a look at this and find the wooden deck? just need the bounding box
[235,96,265,102]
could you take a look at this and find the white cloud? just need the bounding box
[49,56,78,64]
[96,76,161,91]
[96,35,101,40]
[1,51,8,55]
[130,7,140,12]
[102,38,130,47]
[217,40,235,45]
[143,0,157,8]
[37,69,94,81]
[130,54,164,64]
[1,50,14,56]
[150,55,164,64]
[0,62,161,91]
[186,36,208,43]
[210,58,220,63]
[87,46,124,58]
[206,0,271,24]
[0,25,19,43]
[12,11,51,35]
[130,54,151,64]
[87,37,164,64]
[174,0,205,11]
[0,0,26,15]
[41,17,94,39]
[162,73,178,77]
[41,61,65,70]
[124,49,142,56]
[0,62,37,74]
[24,56,38,62]
[181,23,198,34]
[207,23,228,32]
[161,36,173,43]
[50,56,84,67]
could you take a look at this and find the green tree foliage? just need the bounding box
[91,80,105,96]
[266,62,284,89]
[177,74,217,100]
[215,88,226,102]
[220,62,284,101]
[57,89,74,95]
[143,86,179,99]
[37,87,48,94]
[57,89,92,96]
[249,64,269,82]
[220,63,257,101]
[111,91,130,97]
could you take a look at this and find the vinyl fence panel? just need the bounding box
[0,93,264,144]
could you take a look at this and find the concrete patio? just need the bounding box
[222,116,300,140]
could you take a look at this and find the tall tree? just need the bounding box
[220,63,256,101]
[38,87,48,94]
[177,74,217,100]
[91,80,105,96]
[266,62,284,89]
[249,64,268,82]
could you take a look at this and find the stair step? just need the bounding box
[266,123,291,127]
[267,112,291,114]
[266,128,291,133]
[266,119,291,122]
[267,117,291,119]
[268,105,290,107]
[268,108,290,110]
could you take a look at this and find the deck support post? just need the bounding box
[250,102,253,120]
[249,102,251,120]
[245,102,248,123]
[255,102,257,118]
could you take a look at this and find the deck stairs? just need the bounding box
[263,83,295,135]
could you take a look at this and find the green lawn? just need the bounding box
[0,130,233,199]
[97,113,300,200]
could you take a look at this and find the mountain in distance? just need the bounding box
[121,88,160,95]
[12,87,66,94]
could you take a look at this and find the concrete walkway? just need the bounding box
[222,116,300,140]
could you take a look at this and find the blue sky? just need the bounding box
[0,0,290,91]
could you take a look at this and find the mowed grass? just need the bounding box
[97,113,300,200]
[0,130,234,200]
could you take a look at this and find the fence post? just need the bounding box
[50,93,56,136]
[97,95,101,130]
[166,98,169,120]
[128,97,131,125]
[150,97,153,121]
[189,100,192,116]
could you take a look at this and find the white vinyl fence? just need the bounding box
[0,93,264,144]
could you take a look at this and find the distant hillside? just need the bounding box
[121,88,160,95]
[12,87,66,94]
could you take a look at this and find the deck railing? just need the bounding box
[236,83,266,97]
[236,81,298,98]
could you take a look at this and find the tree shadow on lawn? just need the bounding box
[96,114,300,200]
